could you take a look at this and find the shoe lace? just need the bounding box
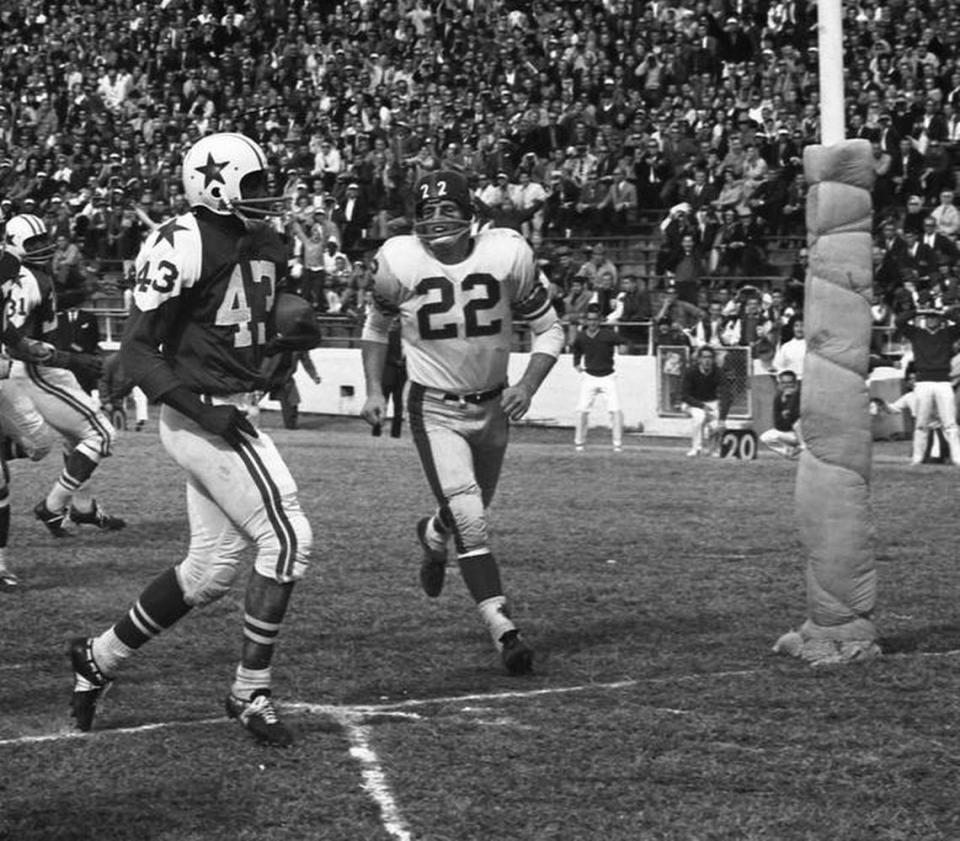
[245,693,280,725]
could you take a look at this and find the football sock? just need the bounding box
[231,664,272,700]
[70,488,95,515]
[477,596,517,647]
[47,451,99,512]
[240,574,294,670]
[92,567,193,674]
[424,517,447,551]
[457,551,503,602]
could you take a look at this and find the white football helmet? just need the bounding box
[182,132,282,219]
[4,214,56,264]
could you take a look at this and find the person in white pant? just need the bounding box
[571,306,626,452]
[759,369,803,458]
[680,345,730,456]
[893,306,960,465]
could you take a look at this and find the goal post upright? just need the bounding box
[774,0,881,665]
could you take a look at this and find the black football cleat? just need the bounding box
[500,629,534,675]
[225,689,293,747]
[68,636,112,732]
[69,501,126,531]
[35,500,71,538]
[416,517,448,598]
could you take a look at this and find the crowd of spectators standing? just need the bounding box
[5,0,960,361]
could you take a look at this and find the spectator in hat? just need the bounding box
[331,182,372,257]
[576,244,619,291]
[478,171,512,208]
[920,215,960,264]
[633,137,671,210]
[599,169,638,232]
[892,139,926,207]
[930,189,960,238]
[509,170,547,245]
[546,245,580,299]
[573,174,608,235]
[899,228,938,280]
[542,169,580,239]
[313,138,343,192]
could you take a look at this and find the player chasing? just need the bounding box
[2,214,125,536]
[67,132,320,746]
[360,170,564,675]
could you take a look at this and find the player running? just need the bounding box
[67,132,318,746]
[1,213,123,536]
[360,170,564,674]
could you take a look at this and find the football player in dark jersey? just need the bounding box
[67,133,318,746]
[360,170,564,674]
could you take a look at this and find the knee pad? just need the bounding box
[253,507,313,583]
[177,555,240,607]
[446,486,488,556]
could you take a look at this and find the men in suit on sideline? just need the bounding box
[331,181,372,257]
[55,305,102,395]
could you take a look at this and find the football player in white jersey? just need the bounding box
[1,214,122,537]
[360,170,564,674]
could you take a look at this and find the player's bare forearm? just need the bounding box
[517,351,557,395]
[359,339,388,427]
[360,340,388,397]
[501,352,557,421]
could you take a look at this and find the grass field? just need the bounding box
[2,414,960,841]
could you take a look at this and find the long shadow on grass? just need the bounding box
[878,622,960,654]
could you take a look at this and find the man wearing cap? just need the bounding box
[894,304,960,465]
[331,182,371,256]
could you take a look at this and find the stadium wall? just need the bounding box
[261,348,906,438]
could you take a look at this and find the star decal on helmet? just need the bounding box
[155,219,189,247]
[195,152,228,188]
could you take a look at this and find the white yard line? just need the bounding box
[5,651,959,841]
[335,710,415,841]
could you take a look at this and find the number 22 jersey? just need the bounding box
[124,212,286,398]
[366,227,557,394]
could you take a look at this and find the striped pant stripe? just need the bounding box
[227,433,298,581]
[26,364,112,457]
[407,384,467,554]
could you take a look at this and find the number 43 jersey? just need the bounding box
[369,228,557,393]
[127,213,286,397]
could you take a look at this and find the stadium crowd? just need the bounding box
[3,0,960,360]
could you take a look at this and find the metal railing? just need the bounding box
[88,307,903,361]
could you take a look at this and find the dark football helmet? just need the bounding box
[413,170,473,253]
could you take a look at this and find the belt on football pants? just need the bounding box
[416,383,506,406]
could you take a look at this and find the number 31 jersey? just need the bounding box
[127,213,286,396]
[369,228,555,393]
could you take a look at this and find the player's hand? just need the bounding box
[196,404,258,439]
[361,394,386,429]
[21,339,55,363]
[501,383,533,422]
